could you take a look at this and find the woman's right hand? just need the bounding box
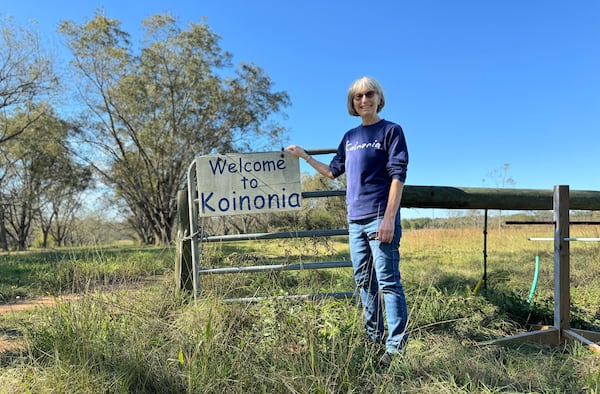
[286,145,334,179]
[285,145,308,160]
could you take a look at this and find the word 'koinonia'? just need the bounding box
[200,189,300,214]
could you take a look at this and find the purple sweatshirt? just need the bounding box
[329,119,408,221]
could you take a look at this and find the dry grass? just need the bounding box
[0,225,599,393]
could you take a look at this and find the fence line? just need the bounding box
[176,150,600,328]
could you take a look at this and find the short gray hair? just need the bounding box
[347,76,385,117]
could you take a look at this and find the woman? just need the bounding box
[286,76,409,368]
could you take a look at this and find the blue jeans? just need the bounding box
[348,216,408,354]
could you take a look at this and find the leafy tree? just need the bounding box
[0,15,58,145]
[40,163,92,247]
[1,106,89,249]
[59,12,290,245]
[0,16,59,250]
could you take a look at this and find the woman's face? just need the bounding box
[352,89,379,118]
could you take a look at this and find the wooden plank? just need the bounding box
[563,329,600,355]
[480,327,561,347]
[569,328,600,344]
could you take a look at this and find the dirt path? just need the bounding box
[0,296,73,314]
[0,277,169,354]
[0,295,82,353]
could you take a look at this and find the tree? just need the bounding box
[0,151,10,250]
[299,172,347,229]
[0,16,58,145]
[0,203,7,251]
[1,106,89,249]
[60,12,290,245]
[0,16,59,250]
[40,163,92,247]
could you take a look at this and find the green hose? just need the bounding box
[527,255,540,303]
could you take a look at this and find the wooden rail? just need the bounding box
[401,185,600,210]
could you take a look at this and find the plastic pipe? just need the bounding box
[527,255,540,303]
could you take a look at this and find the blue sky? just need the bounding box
[2,0,600,217]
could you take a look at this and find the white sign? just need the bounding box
[196,151,301,217]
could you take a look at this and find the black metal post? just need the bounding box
[483,209,488,290]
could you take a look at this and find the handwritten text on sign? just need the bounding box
[196,152,301,217]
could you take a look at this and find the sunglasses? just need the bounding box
[353,91,376,101]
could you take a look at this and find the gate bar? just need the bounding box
[223,292,354,303]
[200,229,348,242]
[199,260,352,275]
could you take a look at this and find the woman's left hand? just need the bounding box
[377,217,395,243]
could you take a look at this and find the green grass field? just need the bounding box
[1,225,599,393]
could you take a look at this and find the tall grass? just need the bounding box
[0,245,174,301]
[1,226,599,393]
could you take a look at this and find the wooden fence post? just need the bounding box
[175,188,194,292]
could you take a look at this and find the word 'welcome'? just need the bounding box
[195,152,301,217]
[208,157,287,175]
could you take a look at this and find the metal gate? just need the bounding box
[179,148,353,301]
